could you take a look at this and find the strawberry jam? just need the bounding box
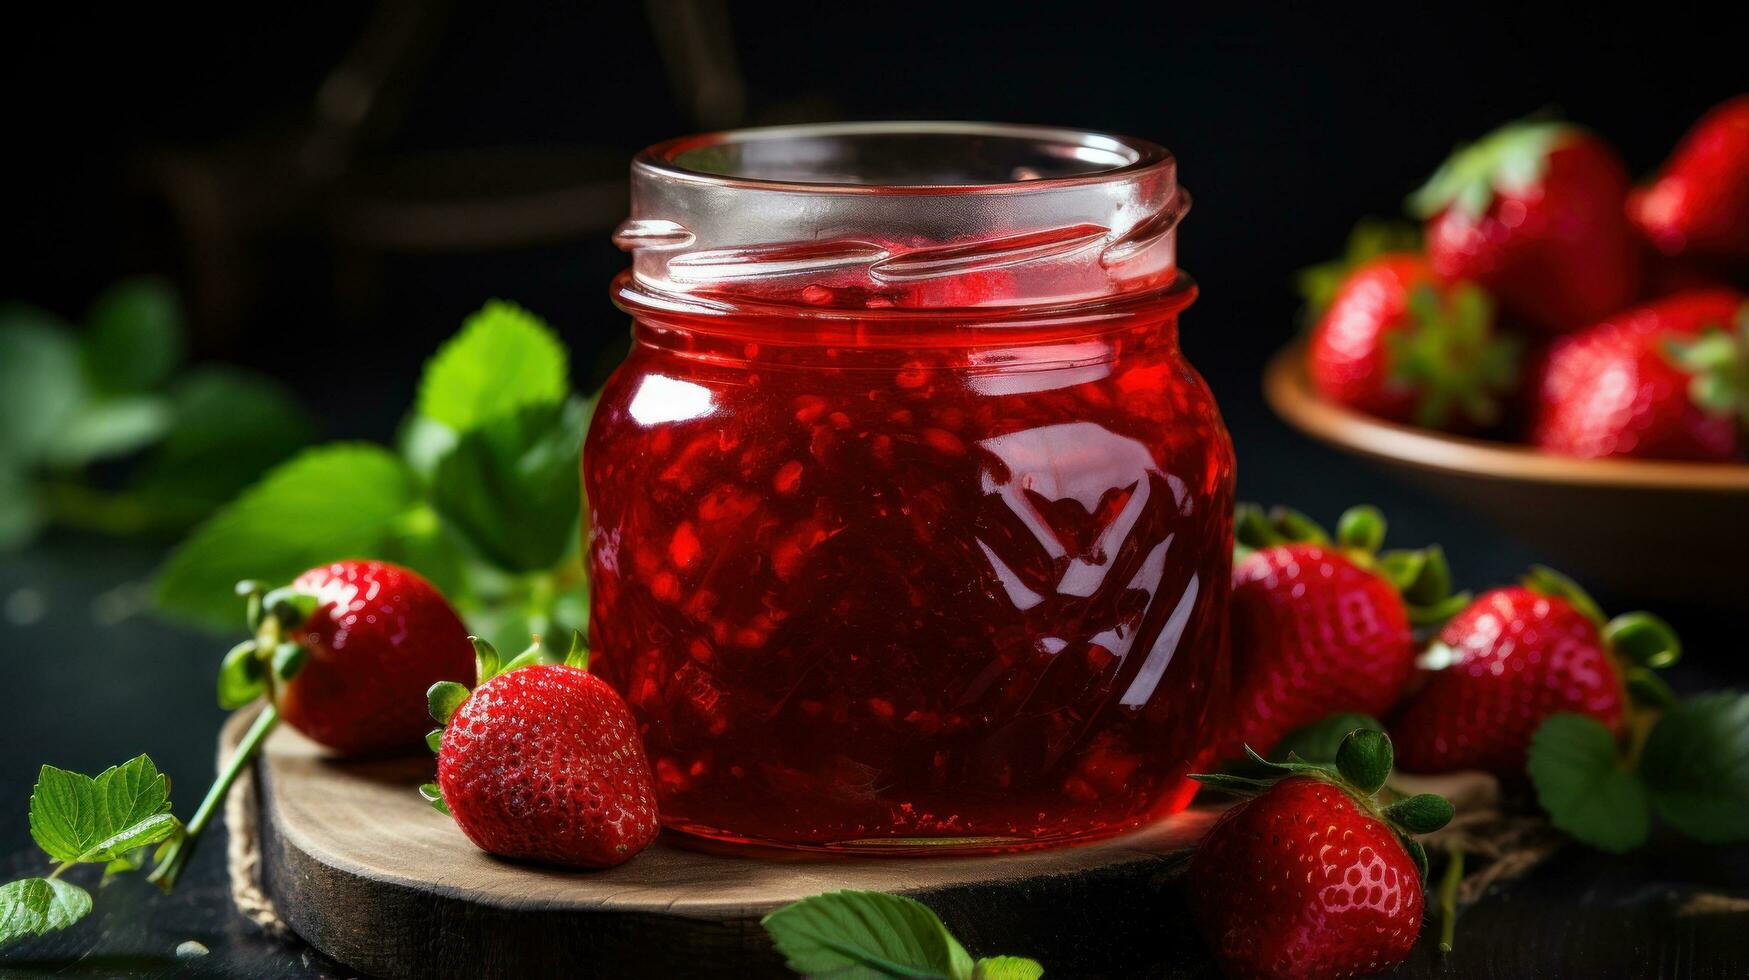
[587,123,1234,851]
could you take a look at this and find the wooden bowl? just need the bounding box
[1263,345,1749,608]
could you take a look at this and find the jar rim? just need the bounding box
[634,121,1175,196]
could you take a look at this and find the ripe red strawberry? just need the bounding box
[1305,251,1518,429]
[1391,567,1680,777]
[1219,505,1466,763]
[158,561,476,889]
[1191,729,1453,980]
[1529,290,1749,461]
[1411,120,1641,333]
[426,633,659,868]
[1629,95,1749,262]
[268,561,477,756]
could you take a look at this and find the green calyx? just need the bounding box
[425,629,588,745]
[217,579,313,710]
[1408,118,1576,221]
[1389,284,1520,429]
[1522,565,1682,706]
[1236,504,1470,626]
[1665,305,1749,428]
[1296,219,1422,319]
[1193,729,1454,882]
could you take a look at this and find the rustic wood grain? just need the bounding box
[231,710,1223,979]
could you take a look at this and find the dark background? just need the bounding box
[2,3,1746,976]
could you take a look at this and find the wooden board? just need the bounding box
[231,709,1223,979]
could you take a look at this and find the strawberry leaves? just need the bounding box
[1528,693,1749,853]
[0,879,93,947]
[761,889,1042,980]
[29,757,180,865]
[1235,503,1467,626]
[2,756,182,948]
[1640,693,1749,845]
[152,300,590,652]
[1527,714,1651,853]
[1408,119,1573,220]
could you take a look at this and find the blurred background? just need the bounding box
[2,3,1745,970]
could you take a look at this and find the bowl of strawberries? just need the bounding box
[1267,96,1749,607]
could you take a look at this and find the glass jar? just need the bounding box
[587,123,1234,853]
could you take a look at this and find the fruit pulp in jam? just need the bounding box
[586,286,1234,851]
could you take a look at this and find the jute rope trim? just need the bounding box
[218,711,291,938]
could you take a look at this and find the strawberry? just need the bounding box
[1219,505,1466,763]
[155,561,477,889]
[1305,251,1518,429]
[1191,729,1453,980]
[1410,120,1641,333]
[1629,95,1749,263]
[424,632,659,868]
[1391,567,1680,777]
[1529,290,1749,461]
[266,561,477,756]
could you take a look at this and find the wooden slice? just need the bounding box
[230,709,1221,979]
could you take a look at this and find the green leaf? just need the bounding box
[472,636,501,684]
[415,300,568,432]
[81,277,183,394]
[1640,692,1749,845]
[1270,714,1384,766]
[0,878,92,946]
[40,395,174,466]
[428,681,470,725]
[272,641,309,681]
[154,444,419,628]
[1408,120,1571,220]
[28,756,175,864]
[762,890,974,980]
[429,397,586,572]
[0,308,86,466]
[131,368,318,520]
[419,783,451,816]
[1604,612,1681,669]
[1334,505,1385,553]
[426,729,444,753]
[1384,794,1454,835]
[973,956,1044,980]
[562,628,590,671]
[1526,714,1649,853]
[217,640,265,709]
[1334,728,1392,795]
[0,466,42,551]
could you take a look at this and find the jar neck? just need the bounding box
[615,123,1188,313]
[617,269,1195,370]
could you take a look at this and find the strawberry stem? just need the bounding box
[149,704,280,892]
[1437,843,1465,953]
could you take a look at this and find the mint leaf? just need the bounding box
[0,878,92,946]
[1641,692,1749,845]
[29,755,175,864]
[41,395,174,466]
[430,398,586,572]
[0,308,85,466]
[155,444,418,628]
[1269,713,1384,766]
[762,890,976,980]
[1527,713,1649,853]
[973,956,1044,980]
[81,277,183,395]
[415,301,568,432]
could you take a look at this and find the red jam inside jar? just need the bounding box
[587,123,1234,852]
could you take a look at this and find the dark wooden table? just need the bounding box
[3,413,1747,977]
